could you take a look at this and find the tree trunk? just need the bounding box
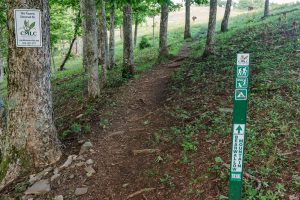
[109,2,116,69]
[81,0,100,98]
[59,10,81,71]
[0,0,61,190]
[264,0,270,17]
[159,3,169,58]
[221,0,232,32]
[122,4,134,78]
[80,1,87,72]
[98,0,109,84]
[203,0,217,57]
[120,25,123,40]
[184,0,191,39]
[152,17,155,46]
[0,25,5,82]
[134,18,138,48]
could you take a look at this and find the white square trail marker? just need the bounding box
[236,78,248,88]
[233,124,245,135]
[235,89,248,101]
[14,9,42,47]
[236,66,249,77]
[237,54,249,66]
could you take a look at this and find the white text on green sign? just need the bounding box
[231,134,245,180]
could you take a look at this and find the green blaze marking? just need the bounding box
[229,54,250,200]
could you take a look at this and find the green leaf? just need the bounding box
[214,156,223,163]
[24,20,29,27]
[29,22,35,30]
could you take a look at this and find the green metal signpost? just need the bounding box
[229,53,250,200]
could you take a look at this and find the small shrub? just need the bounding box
[139,36,151,50]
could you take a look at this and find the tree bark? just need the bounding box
[80,0,87,72]
[221,0,232,32]
[0,0,61,190]
[81,0,100,98]
[0,25,5,81]
[109,2,116,69]
[134,18,138,48]
[264,0,270,18]
[59,10,81,71]
[203,0,217,57]
[120,25,123,40]
[159,3,169,58]
[152,17,155,46]
[184,0,191,39]
[98,0,109,84]
[122,4,134,78]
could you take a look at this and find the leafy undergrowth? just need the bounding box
[146,4,300,200]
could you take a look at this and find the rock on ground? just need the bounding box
[79,141,93,155]
[75,187,88,196]
[25,179,51,195]
[54,195,64,200]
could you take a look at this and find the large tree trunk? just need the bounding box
[109,2,116,69]
[59,10,81,71]
[203,0,217,57]
[134,18,138,48]
[122,4,134,78]
[81,0,100,98]
[264,0,270,18]
[221,0,232,32]
[184,0,191,39]
[159,3,169,58]
[0,0,61,190]
[98,0,109,84]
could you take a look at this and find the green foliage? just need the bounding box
[99,118,109,129]
[50,3,77,46]
[0,0,7,61]
[139,36,151,49]
[160,174,175,188]
[70,123,81,133]
[236,0,264,9]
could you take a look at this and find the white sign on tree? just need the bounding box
[14,9,42,47]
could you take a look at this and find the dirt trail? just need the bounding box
[43,43,192,200]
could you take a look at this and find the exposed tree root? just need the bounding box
[132,149,160,156]
[278,150,300,156]
[126,188,155,199]
[222,163,262,190]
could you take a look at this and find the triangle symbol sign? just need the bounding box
[238,92,245,98]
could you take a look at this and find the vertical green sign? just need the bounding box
[229,53,250,200]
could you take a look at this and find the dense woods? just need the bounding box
[0,0,299,199]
